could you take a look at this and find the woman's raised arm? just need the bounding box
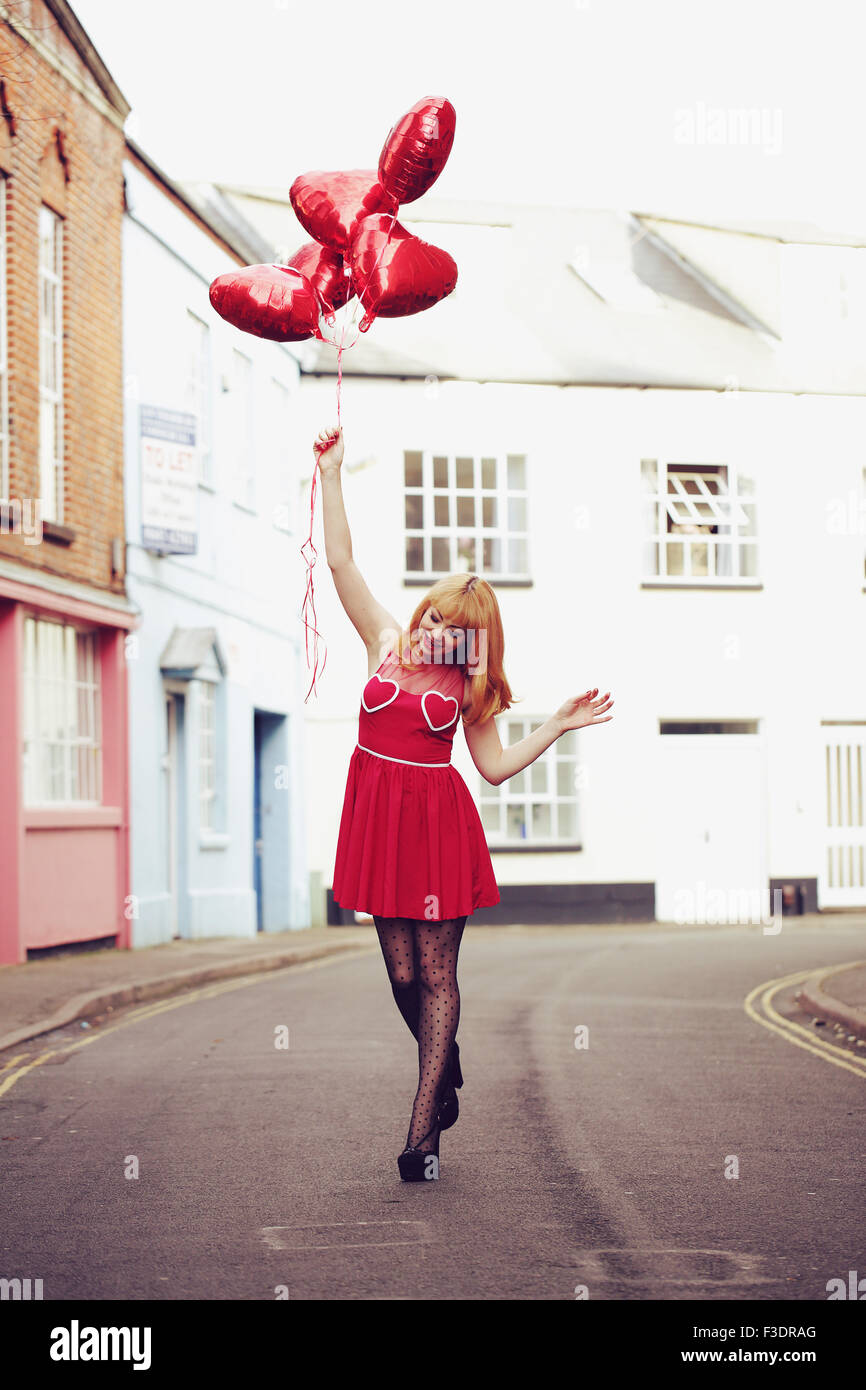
[315,427,400,653]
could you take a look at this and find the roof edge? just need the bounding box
[41,0,131,117]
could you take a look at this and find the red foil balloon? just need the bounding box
[347,213,457,331]
[286,243,352,317]
[378,96,456,204]
[289,170,398,254]
[209,264,324,343]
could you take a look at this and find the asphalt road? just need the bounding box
[1,919,865,1301]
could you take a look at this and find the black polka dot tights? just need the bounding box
[373,915,467,1153]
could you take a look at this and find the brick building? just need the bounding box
[0,0,137,963]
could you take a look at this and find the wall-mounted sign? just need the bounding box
[140,406,198,554]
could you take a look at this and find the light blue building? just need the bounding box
[122,139,311,946]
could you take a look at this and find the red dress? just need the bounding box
[332,646,500,920]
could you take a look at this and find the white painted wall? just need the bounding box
[123,159,310,944]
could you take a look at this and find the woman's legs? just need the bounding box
[373,916,420,1039]
[405,915,467,1153]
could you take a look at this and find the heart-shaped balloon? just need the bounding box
[290,170,398,254]
[209,264,324,343]
[286,243,352,317]
[378,96,456,204]
[347,213,457,331]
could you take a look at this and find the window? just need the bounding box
[198,679,216,830]
[403,449,528,579]
[641,458,757,581]
[186,310,212,485]
[22,616,101,804]
[270,377,293,532]
[229,348,254,509]
[0,177,8,498]
[39,206,63,522]
[479,718,580,846]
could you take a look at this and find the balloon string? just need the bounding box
[300,459,327,704]
[299,207,399,701]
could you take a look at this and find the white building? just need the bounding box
[194,186,866,925]
[123,144,311,945]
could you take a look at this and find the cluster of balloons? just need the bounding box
[209,96,458,344]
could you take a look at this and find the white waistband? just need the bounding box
[356,743,451,768]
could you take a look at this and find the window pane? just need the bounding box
[506,804,527,840]
[23,617,100,805]
[434,495,450,526]
[405,536,423,571]
[404,450,422,486]
[455,535,475,569]
[531,803,551,836]
[508,496,527,530]
[456,456,474,488]
[558,801,577,839]
[482,536,502,571]
[666,540,684,575]
[482,496,497,527]
[737,470,755,495]
[481,457,496,489]
[556,760,576,796]
[506,454,526,489]
[530,760,547,792]
[405,494,423,528]
[456,496,475,526]
[431,537,450,572]
[740,542,758,578]
[507,537,527,572]
[433,456,448,487]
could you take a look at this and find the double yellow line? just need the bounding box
[743,966,866,1079]
[0,947,376,1100]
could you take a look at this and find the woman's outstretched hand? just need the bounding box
[313,426,344,474]
[553,688,614,733]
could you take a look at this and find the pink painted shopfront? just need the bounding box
[0,572,135,965]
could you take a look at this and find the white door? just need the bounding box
[819,724,866,907]
[655,732,767,924]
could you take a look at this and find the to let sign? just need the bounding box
[140,405,198,554]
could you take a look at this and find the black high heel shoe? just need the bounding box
[397,1119,441,1182]
[437,1041,464,1131]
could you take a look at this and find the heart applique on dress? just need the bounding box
[361,674,400,713]
[422,690,459,731]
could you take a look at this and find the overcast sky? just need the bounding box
[72,0,866,237]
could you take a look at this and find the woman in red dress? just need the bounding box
[315,425,614,1181]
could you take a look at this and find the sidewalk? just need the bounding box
[796,961,866,1042]
[0,926,376,1053]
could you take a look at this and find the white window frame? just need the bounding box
[270,376,293,532]
[403,449,529,580]
[0,176,8,499]
[479,717,580,847]
[230,348,255,511]
[39,205,64,523]
[187,309,213,486]
[22,614,102,805]
[641,457,758,583]
[198,678,216,831]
